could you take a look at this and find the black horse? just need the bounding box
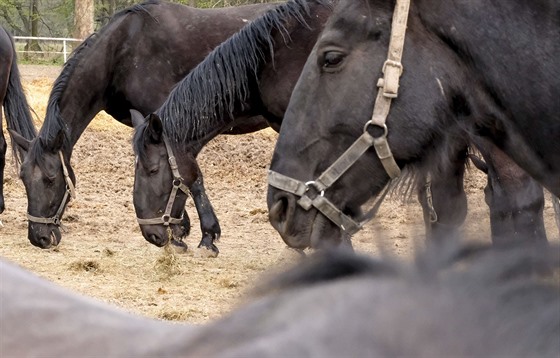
[0,26,37,215]
[130,0,334,253]
[7,1,277,248]
[267,0,559,248]
[2,242,558,356]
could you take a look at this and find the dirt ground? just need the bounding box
[1,65,559,324]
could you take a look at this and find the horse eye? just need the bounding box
[149,167,159,175]
[319,51,345,72]
[42,176,55,185]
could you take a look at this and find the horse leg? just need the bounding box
[0,71,7,215]
[190,169,221,256]
[470,138,547,246]
[553,193,560,238]
[418,148,468,244]
[0,120,5,214]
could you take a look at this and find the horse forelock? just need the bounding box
[158,0,333,144]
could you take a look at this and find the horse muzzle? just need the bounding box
[28,223,61,249]
[268,188,348,249]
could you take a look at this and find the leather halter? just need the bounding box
[268,0,410,235]
[136,137,190,226]
[27,151,76,227]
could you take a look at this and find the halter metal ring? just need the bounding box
[364,120,388,138]
[161,214,171,226]
[305,181,324,197]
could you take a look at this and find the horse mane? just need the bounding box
[32,1,162,166]
[158,0,333,144]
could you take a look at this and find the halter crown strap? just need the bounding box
[368,0,410,179]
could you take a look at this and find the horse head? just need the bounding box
[267,0,489,249]
[10,129,75,249]
[130,109,194,249]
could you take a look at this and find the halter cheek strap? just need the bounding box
[27,151,76,227]
[268,0,410,235]
[136,137,190,226]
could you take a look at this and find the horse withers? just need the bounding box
[267,0,560,248]
[0,26,37,215]
[8,1,276,249]
[2,243,558,356]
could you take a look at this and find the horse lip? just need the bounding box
[50,232,58,247]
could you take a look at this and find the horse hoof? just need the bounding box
[196,243,219,258]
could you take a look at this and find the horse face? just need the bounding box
[267,2,391,249]
[267,0,461,248]
[131,111,191,247]
[12,131,72,249]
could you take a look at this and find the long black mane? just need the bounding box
[157,0,332,143]
[30,1,161,166]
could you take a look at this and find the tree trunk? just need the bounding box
[24,0,41,60]
[74,0,94,40]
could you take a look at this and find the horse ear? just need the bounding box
[469,154,488,174]
[147,113,163,143]
[130,109,146,128]
[41,130,65,153]
[52,130,65,152]
[8,129,30,153]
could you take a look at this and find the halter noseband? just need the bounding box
[136,137,190,226]
[27,151,76,227]
[268,0,410,235]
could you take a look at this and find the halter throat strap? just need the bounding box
[27,151,76,226]
[136,137,190,226]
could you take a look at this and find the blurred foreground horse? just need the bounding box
[1,243,558,357]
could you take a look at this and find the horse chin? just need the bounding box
[308,213,347,250]
[276,208,347,250]
[28,224,61,249]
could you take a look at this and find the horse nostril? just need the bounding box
[269,193,295,235]
[37,236,53,249]
[270,196,288,223]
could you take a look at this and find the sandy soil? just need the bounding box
[1,65,559,323]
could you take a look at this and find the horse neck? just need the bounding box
[162,1,333,144]
[57,81,107,149]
